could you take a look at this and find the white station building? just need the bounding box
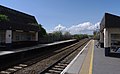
[100,13,120,56]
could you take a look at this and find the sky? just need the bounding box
[0,0,120,35]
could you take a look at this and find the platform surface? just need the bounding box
[0,39,76,56]
[93,40,120,74]
[61,40,120,74]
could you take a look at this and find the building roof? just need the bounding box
[100,13,120,31]
[0,5,39,31]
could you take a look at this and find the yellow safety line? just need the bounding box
[89,40,94,74]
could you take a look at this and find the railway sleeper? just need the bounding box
[54,65,66,68]
[57,63,68,66]
[52,67,64,71]
[0,71,11,74]
[48,69,61,73]
[44,73,53,74]
[6,68,17,72]
[0,63,27,74]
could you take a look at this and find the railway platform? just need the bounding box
[0,39,76,56]
[61,40,120,74]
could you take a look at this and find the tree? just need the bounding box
[73,34,88,40]
[64,31,71,36]
[93,30,99,40]
[38,24,47,37]
[53,31,62,37]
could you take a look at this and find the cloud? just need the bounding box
[48,24,67,33]
[88,22,100,31]
[67,22,93,34]
[48,22,100,35]
[54,24,66,31]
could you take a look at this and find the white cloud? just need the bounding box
[47,22,100,35]
[54,24,66,31]
[88,22,100,31]
[67,22,93,34]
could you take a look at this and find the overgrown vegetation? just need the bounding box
[0,14,9,21]
[38,24,47,37]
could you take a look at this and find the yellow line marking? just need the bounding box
[79,40,93,74]
[89,40,94,74]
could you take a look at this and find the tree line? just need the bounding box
[38,24,90,43]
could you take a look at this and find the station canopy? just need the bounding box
[0,5,39,31]
[100,13,120,31]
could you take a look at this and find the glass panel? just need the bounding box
[111,34,120,52]
[0,30,5,43]
[13,31,36,42]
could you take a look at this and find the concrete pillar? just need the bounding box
[35,32,38,41]
[100,31,104,43]
[104,28,110,56]
[5,30,12,44]
[104,28,109,48]
[100,31,104,48]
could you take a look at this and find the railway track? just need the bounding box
[39,39,89,74]
[0,39,89,74]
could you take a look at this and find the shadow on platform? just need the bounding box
[108,53,120,58]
